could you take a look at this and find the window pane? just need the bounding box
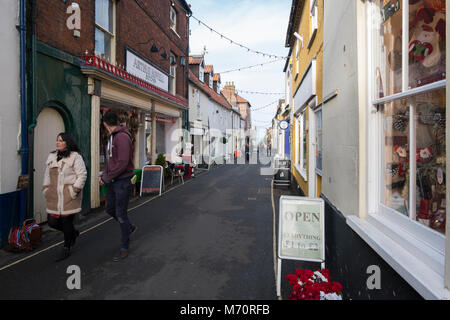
[96,0,112,32]
[414,88,446,234]
[409,1,446,89]
[374,0,402,98]
[315,109,322,172]
[383,98,410,215]
[95,28,111,60]
[302,112,307,171]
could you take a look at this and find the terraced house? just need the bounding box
[25,0,191,225]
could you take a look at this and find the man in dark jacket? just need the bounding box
[99,112,137,261]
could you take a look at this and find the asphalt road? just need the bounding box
[0,164,282,300]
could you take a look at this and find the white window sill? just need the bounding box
[294,163,307,182]
[346,215,450,300]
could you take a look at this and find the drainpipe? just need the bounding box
[18,0,27,176]
[16,0,27,222]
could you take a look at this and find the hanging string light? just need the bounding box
[191,16,288,60]
[251,99,280,112]
[218,58,284,74]
[236,89,284,95]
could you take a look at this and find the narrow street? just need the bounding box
[0,164,280,300]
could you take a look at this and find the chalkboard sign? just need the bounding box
[140,165,163,196]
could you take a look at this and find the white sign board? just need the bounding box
[276,195,325,297]
[126,50,169,91]
[278,195,325,262]
[293,59,316,114]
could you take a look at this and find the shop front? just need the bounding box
[81,54,188,209]
[347,0,449,299]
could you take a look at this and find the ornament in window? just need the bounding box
[393,115,408,132]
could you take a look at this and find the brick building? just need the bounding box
[222,82,252,131]
[26,0,191,221]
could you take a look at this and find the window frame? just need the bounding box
[307,0,318,49]
[169,53,177,95]
[95,0,116,63]
[199,64,204,83]
[294,108,308,181]
[352,0,449,299]
[314,106,322,176]
[170,6,177,32]
[370,0,446,240]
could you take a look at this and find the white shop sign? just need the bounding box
[276,195,325,297]
[294,59,316,114]
[126,50,169,91]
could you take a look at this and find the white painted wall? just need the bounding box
[322,0,361,216]
[0,0,21,194]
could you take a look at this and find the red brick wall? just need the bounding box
[34,0,189,100]
[35,0,95,58]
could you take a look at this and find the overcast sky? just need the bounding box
[188,0,291,136]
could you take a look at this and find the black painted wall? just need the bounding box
[321,195,423,300]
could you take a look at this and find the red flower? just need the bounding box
[286,269,343,300]
[331,282,343,293]
[286,274,298,285]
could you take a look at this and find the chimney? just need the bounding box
[222,82,237,108]
[213,73,221,93]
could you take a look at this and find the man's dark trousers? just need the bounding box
[106,177,133,250]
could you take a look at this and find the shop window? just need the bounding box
[381,89,446,236]
[301,110,307,172]
[295,110,307,180]
[375,0,446,98]
[95,0,115,61]
[409,0,446,89]
[315,108,322,174]
[374,0,402,97]
[375,0,446,235]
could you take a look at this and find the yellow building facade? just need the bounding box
[285,0,323,197]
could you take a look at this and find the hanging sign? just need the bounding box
[279,120,289,131]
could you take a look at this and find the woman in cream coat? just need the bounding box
[43,132,87,261]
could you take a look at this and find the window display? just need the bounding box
[375,0,403,98]
[302,111,307,172]
[383,98,410,215]
[375,0,446,98]
[382,89,446,234]
[409,0,446,88]
[376,0,446,235]
[414,89,446,233]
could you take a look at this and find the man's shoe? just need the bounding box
[113,248,129,262]
[55,247,71,262]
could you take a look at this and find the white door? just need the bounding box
[33,108,65,223]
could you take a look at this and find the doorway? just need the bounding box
[33,107,65,223]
